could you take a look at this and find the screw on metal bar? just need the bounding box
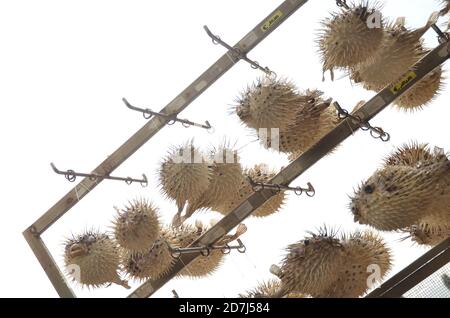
[431,24,450,44]
[167,238,246,259]
[122,98,213,131]
[50,163,148,187]
[247,176,315,197]
[333,102,390,142]
[203,25,276,78]
[336,0,350,9]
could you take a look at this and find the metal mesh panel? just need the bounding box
[403,263,450,298]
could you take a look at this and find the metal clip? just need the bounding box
[247,176,315,197]
[50,163,148,187]
[333,102,390,142]
[336,0,350,9]
[122,98,213,131]
[168,239,247,259]
[203,25,276,78]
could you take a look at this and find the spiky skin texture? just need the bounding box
[112,199,161,252]
[394,66,444,111]
[260,90,339,160]
[318,4,384,78]
[181,146,243,224]
[235,78,306,130]
[159,143,211,213]
[167,223,225,278]
[214,164,285,218]
[279,229,345,296]
[319,231,392,298]
[122,236,175,281]
[440,0,450,16]
[405,220,450,246]
[64,231,129,289]
[240,279,307,298]
[350,20,431,92]
[351,160,450,231]
[383,142,441,168]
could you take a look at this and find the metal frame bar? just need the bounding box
[128,39,450,298]
[366,237,450,298]
[23,0,310,298]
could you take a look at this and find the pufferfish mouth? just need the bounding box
[69,244,88,258]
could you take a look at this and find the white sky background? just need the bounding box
[0,0,449,298]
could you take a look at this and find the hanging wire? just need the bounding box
[333,102,390,142]
[203,25,277,78]
[122,98,213,131]
[247,176,316,197]
[168,239,246,259]
[50,163,148,187]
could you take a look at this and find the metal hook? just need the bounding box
[305,182,316,197]
[247,176,315,197]
[140,175,148,188]
[221,244,231,254]
[122,98,212,131]
[336,0,350,9]
[50,163,148,186]
[200,247,211,257]
[236,239,246,253]
[203,25,274,77]
[333,102,390,143]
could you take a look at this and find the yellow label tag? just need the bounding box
[390,71,417,94]
[261,10,283,33]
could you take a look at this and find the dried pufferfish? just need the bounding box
[350,143,450,231]
[271,227,391,298]
[64,230,130,289]
[350,13,443,111]
[178,143,243,226]
[112,199,161,252]
[235,77,339,161]
[317,1,384,80]
[158,142,210,215]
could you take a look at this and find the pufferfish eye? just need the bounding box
[364,184,374,194]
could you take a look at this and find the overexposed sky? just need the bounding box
[1,0,449,298]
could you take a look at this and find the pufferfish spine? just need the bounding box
[394,65,444,111]
[276,228,345,297]
[239,279,307,298]
[235,77,307,131]
[350,149,449,231]
[319,231,392,298]
[158,142,211,215]
[178,143,243,226]
[404,220,450,247]
[121,235,175,281]
[261,89,338,160]
[317,2,384,80]
[112,199,161,252]
[64,230,129,289]
[350,13,438,93]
